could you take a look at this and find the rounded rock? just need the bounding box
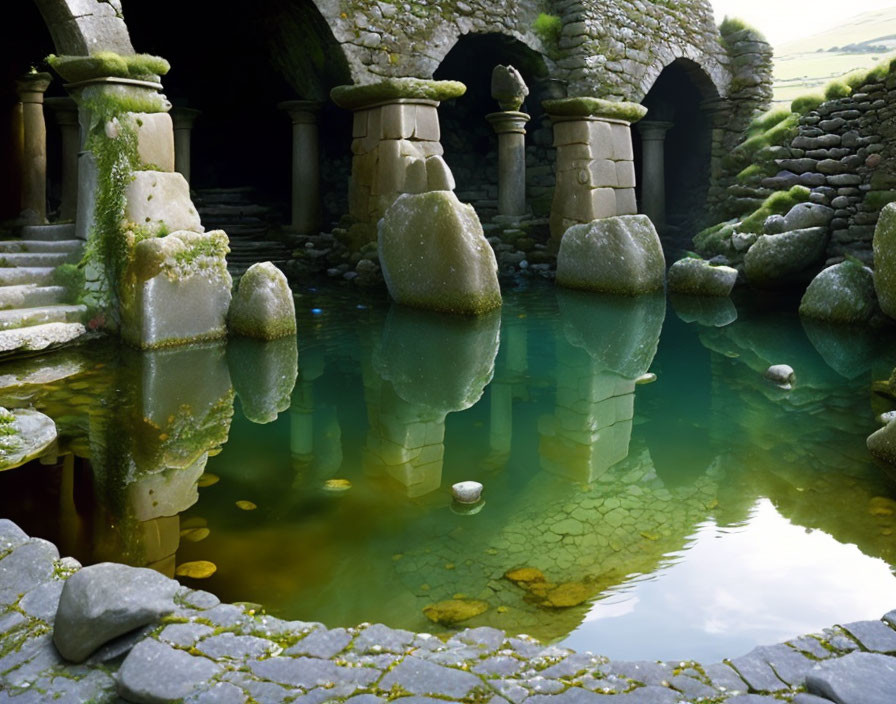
[452,481,483,504]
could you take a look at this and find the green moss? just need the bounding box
[752,107,792,133]
[824,80,852,100]
[51,264,86,304]
[542,97,647,123]
[47,52,170,84]
[791,93,825,115]
[533,13,563,46]
[736,164,764,183]
[865,190,896,211]
[740,186,811,234]
[719,16,767,46]
[331,78,466,110]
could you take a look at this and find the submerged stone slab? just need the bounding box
[229,262,296,340]
[806,652,896,704]
[121,230,232,349]
[117,638,223,703]
[556,215,665,295]
[54,562,179,662]
[378,191,501,315]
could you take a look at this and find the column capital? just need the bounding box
[486,110,530,135]
[171,106,201,129]
[278,100,323,124]
[16,72,53,103]
[637,120,674,141]
[44,96,79,125]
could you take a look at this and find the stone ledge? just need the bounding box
[0,519,894,703]
[331,79,467,111]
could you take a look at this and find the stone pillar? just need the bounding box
[543,97,644,244]
[278,100,323,234]
[15,72,52,224]
[486,111,530,217]
[637,120,674,232]
[171,107,200,184]
[331,80,465,246]
[45,97,80,222]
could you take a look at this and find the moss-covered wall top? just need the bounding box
[308,0,735,103]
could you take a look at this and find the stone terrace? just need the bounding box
[1,520,895,703]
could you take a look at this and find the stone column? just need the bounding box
[637,120,674,232]
[45,97,80,222]
[278,100,323,234]
[544,97,644,244]
[486,111,530,217]
[15,72,52,224]
[171,107,201,184]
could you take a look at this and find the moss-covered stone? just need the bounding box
[744,227,829,288]
[228,262,297,341]
[331,79,466,110]
[740,186,812,234]
[542,97,647,123]
[556,216,665,295]
[799,261,880,325]
[873,202,896,320]
[668,258,738,297]
[47,53,170,84]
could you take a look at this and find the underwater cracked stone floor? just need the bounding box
[2,520,896,703]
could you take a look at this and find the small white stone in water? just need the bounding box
[452,481,483,504]
[765,364,795,387]
[879,411,896,426]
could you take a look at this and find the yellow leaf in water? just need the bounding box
[323,479,352,491]
[158,433,169,441]
[175,561,217,579]
[180,527,210,543]
[198,473,220,488]
[235,500,257,511]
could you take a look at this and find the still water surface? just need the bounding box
[0,281,894,662]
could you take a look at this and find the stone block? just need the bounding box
[120,230,231,349]
[129,113,174,172]
[124,171,202,235]
[414,105,441,141]
[381,103,416,140]
[616,161,636,188]
[557,143,593,162]
[611,123,634,160]
[554,120,591,146]
[353,110,368,139]
[403,158,428,194]
[615,187,637,215]
[589,120,615,159]
[583,188,617,221]
[426,155,455,191]
[590,159,618,187]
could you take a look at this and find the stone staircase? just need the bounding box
[192,187,293,276]
[0,224,87,358]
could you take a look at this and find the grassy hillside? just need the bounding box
[774,8,896,104]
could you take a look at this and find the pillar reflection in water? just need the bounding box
[487,308,528,463]
[83,344,235,575]
[539,291,665,483]
[365,305,500,497]
[228,337,298,424]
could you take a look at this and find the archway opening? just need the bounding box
[125,0,351,237]
[634,59,718,255]
[0,2,60,224]
[433,33,553,220]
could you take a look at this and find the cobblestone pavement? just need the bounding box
[1,520,895,703]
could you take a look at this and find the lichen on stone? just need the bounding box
[47,53,170,84]
[331,78,466,110]
[542,97,647,123]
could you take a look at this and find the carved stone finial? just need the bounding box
[491,65,529,112]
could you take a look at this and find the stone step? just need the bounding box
[20,224,77,241]
[0,322,86,355]
[0,305,86,332]
[0,240,84,254]
[0,252,75,268]
[0,268,56,286]
[0,285,67,310]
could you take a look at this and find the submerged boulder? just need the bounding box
[556,215,665,295]
[668,258,738,297]
[868,420,896,465]
[799,260,880,324]
[229,262,297,340]
[873,202,896,320]
[744,227,828,288]
[378,191,501,315]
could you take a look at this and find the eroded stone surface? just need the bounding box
[229,262,297,340]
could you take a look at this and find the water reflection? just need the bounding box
[0,284,894,660]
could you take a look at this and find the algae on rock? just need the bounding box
[228,262,297,340]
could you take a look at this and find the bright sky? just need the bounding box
[711,0,896,46]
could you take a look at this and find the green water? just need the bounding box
[1,281,895,663]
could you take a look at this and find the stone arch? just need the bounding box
[633,57,721,251]
[33,0,134,56]
[433,32,554,219]
[635,53,727,105]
